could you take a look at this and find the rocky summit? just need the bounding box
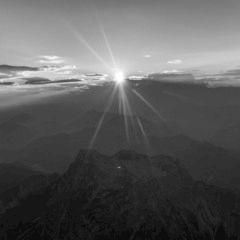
[0,150,240,239]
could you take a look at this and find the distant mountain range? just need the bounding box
[1,81,240,186]
[211,123,240,150]
[1,110,240,190]
[0,110,177,171]
[0,150,240,239]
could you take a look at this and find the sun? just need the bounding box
[113,69,125,85]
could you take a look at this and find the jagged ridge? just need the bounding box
[0,150,240,239]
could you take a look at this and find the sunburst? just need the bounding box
[67,21,165,152]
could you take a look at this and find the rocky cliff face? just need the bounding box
[1,150,240,239]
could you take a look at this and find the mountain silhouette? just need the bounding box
[134,134,240,189]
[0,111,178,172]
[212,123,240,150]
[1,111,240,190]
[0,150,240,239]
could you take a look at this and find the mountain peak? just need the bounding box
[76,149,102,159]
[1,149,240,239]
[61,149,193,194]
[65,149,109,177]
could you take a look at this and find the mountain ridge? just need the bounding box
[1,149,240,239]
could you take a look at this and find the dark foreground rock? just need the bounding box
[0,150,240,239]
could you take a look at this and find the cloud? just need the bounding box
[167,59,183,65]
[56,70,73,75]
[14,65,78,81]
[0,72,10,76]
[41,56,61,60]
[40,65,77,72]
[38,55,65,64]
[144,54,152,58]
[162,69,180,74]
[196,67,240,87]
[222,69,240,78]
[0,72,11,79]
[208,68,240,81]
[0,63,86,92]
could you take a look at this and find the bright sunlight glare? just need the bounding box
[113,69,125,85]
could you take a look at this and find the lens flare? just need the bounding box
[113,69,125,85]
[66,17,166,152]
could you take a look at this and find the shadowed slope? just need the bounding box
[1,150,240,239]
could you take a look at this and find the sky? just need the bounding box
[1,0,240,75]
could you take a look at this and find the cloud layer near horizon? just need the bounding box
[2,62,240,89]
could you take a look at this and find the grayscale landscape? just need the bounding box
[1,0,240,239]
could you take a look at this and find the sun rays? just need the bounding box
[88,86,118,150]
[66,20,165,152]
[131,89,166,122]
